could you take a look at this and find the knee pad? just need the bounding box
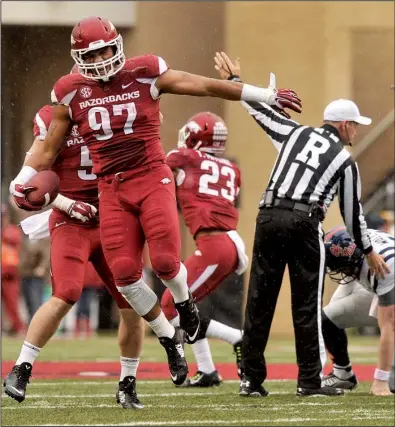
[150,242,180,280]
[109,256,141,286]
[117,278,158,317]
[161,288,178,320]
[53,281,82,305]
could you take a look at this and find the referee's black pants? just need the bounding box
[241,206,326,389]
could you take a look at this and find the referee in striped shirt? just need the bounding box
[214,52,390,397]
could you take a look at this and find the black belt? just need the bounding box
[269,198,314,214]
[262,191,315,214]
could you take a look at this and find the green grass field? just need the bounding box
[2,334,394,426]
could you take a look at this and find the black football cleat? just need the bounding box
[239,375,269,397]
[175,292,200,344]
[189,370,223,387]
[322,372,358,390]
[233,340,243,378]
[296,385,344,396]
[3,362,32,403]
[116,376,144,409]
[159,327,188,385]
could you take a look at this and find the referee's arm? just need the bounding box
[240,101,300,152]
[338,161,373,254]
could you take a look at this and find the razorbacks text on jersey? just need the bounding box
[359,229,394,296]
[33,105,98,208]
[166,148,241,238]
[51,55,168,177]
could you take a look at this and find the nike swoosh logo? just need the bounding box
[170,373,178,382]
[186,321,200,342]
[122,82,133,89]
[7,386,23,395]
[55,221,67,228]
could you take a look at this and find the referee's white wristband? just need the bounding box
[374,368,390,381]
[241,84,276,105]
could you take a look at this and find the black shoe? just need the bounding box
[175,292,200,344]
[189,371,223,387]
[116,376,144,409]
[233,340,243,378]
[159,327,188,385]
[322,372,358,390]
[239,375,269,397]
[3,362,32,403]
[296,386,344,396]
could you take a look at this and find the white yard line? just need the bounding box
[29,416,393,426]
[3,402,391,411]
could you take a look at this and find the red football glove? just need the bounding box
[273,88,302,115]
[12,184,42,212]
[67,201,98,223]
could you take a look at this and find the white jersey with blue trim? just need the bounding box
[359,229,394,296]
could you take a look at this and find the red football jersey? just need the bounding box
[167,148,241,237]
[33,105,98,206]
[51,55,168,177]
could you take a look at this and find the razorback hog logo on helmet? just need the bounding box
[329,242,357,257]
[187,121,202,135]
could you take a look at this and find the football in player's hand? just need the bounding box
[25,170,60,207]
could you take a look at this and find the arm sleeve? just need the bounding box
[240,101,300,152]
[33,106,54,140]
[338,161,372,254]
[166,149,187,170]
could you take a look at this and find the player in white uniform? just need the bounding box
[322,226,394,396]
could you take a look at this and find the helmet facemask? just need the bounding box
[71,34,125,82]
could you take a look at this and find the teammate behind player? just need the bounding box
[4,105,145,409]
[161,112,247,386]
[322,226,394,396]
[9,17,302,385]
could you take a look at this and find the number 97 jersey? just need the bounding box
[33,105,98,208]
[167,148,241,238]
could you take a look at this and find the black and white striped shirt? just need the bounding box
[242,100,372,254]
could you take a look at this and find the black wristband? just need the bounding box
[227,75,242,83]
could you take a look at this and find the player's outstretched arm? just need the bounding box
[155,67,276,105]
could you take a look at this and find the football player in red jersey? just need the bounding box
[9,17,302,385]
[161,112,248,387]
[4,104,145,409]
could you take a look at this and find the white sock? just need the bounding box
[120,357,140,381]
[147,311,175,339]
[16,341,41,366]
[160,263,189,303]
[169,315,180,327]
[192,338,216,374]
[206,320,242,345]
[333,363,353,380]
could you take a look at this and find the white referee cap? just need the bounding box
[323,99,372,125]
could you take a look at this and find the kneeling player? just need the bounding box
[322,226,394,396]
[4,105,144,409]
